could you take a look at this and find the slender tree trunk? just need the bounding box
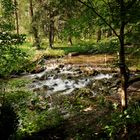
[68,36,73,46]
[32,26,40,48]
[106,28,112,37]
[14,0,19,35]
[29,0,33,17]
[29,0,40,48]
[119,37,128,111]
[49,11,54,48]
[96,27,101,42]
[119,0,128,111]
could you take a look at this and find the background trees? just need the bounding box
[0,0,27,77]
[0,0,15,31]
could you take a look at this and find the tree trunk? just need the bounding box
[68,36,73,46]
[49,11,54,48]
[32,26,40,48]
[14,0,19,35]
[29,0,40,49]
[119,41,128,111]
[118,0,129,111]
[96,27,101,42]
[106,28,112,37]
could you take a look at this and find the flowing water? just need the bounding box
[28,57,114,97]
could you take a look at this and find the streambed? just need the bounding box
[28,60,114,98]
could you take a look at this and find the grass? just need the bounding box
[42,37,119,59]
[44,48,65,58]
[125,46,140,70]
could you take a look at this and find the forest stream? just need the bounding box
[23,55,120,109]
[2,55,140,140]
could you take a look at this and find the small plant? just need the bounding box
[104,105,140,139]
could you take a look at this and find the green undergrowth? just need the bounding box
[40,37,119,59]
[44,48,65,58]
[125,46,140,69]
[52,37,119,56]
[0,82,64,139]
[1,77,140,140]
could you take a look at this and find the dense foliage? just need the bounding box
[0,32,27,77]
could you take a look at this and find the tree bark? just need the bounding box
[119,0,128,111]
[119,39,128,111]
[32,26,40,48]
[29,0,40,48]
[96,27,101,42]
[49,11,55,48]
[106,28,112,37]
[14,0,19,35]
[68,36,73,46]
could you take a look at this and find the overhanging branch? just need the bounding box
[78,0,119,38]
[128,76,140,87]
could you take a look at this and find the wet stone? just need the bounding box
[28,61,117,97]
[59,64,64,68]
[40,74,47,80]
[53,75,59,79]
[56,69,61,73]
[32,79,38,83]
[43,85,48,90]
[35,76,40,80]
[65,81,69,84]
[29,84,36,88]
[33,88,41,92]
[53,83,58,86]
[67,75,72,79]
[54,67,59,71]
[48,87,54,90]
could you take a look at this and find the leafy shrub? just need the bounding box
[0,32,28,77]
[57,43,96,55]
[96,38,119,54]
[2,88,63,139]
[0,32,26,45]
[0,46,28,77]
[104,105,140,139]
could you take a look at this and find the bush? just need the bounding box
[0,32,28,77]
[0,32,26,46]
[96,38,119,54]
[104,105,140,139]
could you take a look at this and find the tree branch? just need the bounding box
[128,76,140,87]
[77,0,119,38]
